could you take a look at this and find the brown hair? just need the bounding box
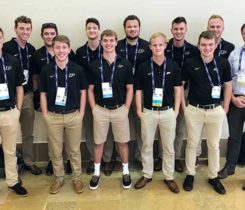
[52,35,70,47]
[198,31,217,44]
[101,29,118,41]
[14,16,32,28]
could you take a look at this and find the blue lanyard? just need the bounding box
[171,43,186,68]
[125,40,139,71]
[202,59,221,86]
[100,57,116,85]
[46,48,51,64]
[55,64,68,92]
[150,58,167,90]
[218,42,222,57]
[0,57,8,85]
[238,47,245,72]
[16,43,30,71]
[86,42,101,64]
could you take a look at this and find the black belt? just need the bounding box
[0,106,15,112]
[190,103,220,110]
[98,104,123,110]
[51,109,78,114]
[146,106,173,111]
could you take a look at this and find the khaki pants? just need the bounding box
[44,111,82,181]
[0,108,20,186]
[141,108,176,180]
[184,105,225,178]
[19,92,35,166]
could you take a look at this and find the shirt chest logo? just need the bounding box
[137,49,145,54]
[220,50,227,55]
[117,64,124,68]
[5,66,13,70]
[69,73,75,78]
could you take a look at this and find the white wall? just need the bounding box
[0,0,243,142]
[1,0,245,49]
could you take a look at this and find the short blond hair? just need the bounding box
[208,14,224,23]
[149,32,167,44]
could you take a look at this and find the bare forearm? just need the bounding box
[88,85,96,109]
[79,90,86,115]
[16,86,24,110]
[174,86,181,115]
[40,92,48,116]
[125,84,133,109]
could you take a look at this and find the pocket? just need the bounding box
[92,105,97,114]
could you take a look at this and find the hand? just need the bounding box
[232,96,245,108]
[137,110,144,119]
[79,111,84,118]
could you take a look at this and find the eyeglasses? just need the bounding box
[41,23,57,29]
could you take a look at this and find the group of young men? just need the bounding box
[0,13,244,197]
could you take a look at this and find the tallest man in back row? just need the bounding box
[3,16,42,175]
[117,15,151,165]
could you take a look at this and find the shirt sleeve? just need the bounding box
[134,63,144,90]
[79,67,88,90]
[40,68,47,92]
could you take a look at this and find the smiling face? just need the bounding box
[124,19,140,40]
[150,35,167,58]
[207,18,224,40]
[171,22,187,42]
[53,41,71,63]
[15,22,32,43]
[101,35,117,54]
[86,22,100,40]
[198,37,216,59]
[42,28,57,47]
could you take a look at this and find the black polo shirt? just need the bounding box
[165,39,199,69]
[0,53,24,108]
[88,55,133,107]
[3,38,35,93]
[215,39,235,59]
[116,38,152,75]
[32,46,77,76]
[76,42,103,78]
[40,61,88,112]
[135,57,182,109]
[182,55,231,105]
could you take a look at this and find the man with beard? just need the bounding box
[116,15,151,168]
[76,18,114,176]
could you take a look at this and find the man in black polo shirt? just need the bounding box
[0,28,27,196]
[40,35,87,194]
[182,31,232,195]
[76,18,114,176]
[32,22,76,176]
[88,29,133,190]
[134,32,181,193]
[3,16,42,175]
[165,16,200,173]
[207,14,235,59]
[116,15,152,167]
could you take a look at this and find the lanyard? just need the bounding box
[16,43,30,71]
[86,43,101,64]
[0,57,8,85]
[218,42,222,57]
[46,48,51,64]
[150,58,167,90]
[100,57,116,84]
[55,64,68,92]
[171,43,186,68]
[125,40,139,70]
[238,47,245,72]
[202,59,221,86]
